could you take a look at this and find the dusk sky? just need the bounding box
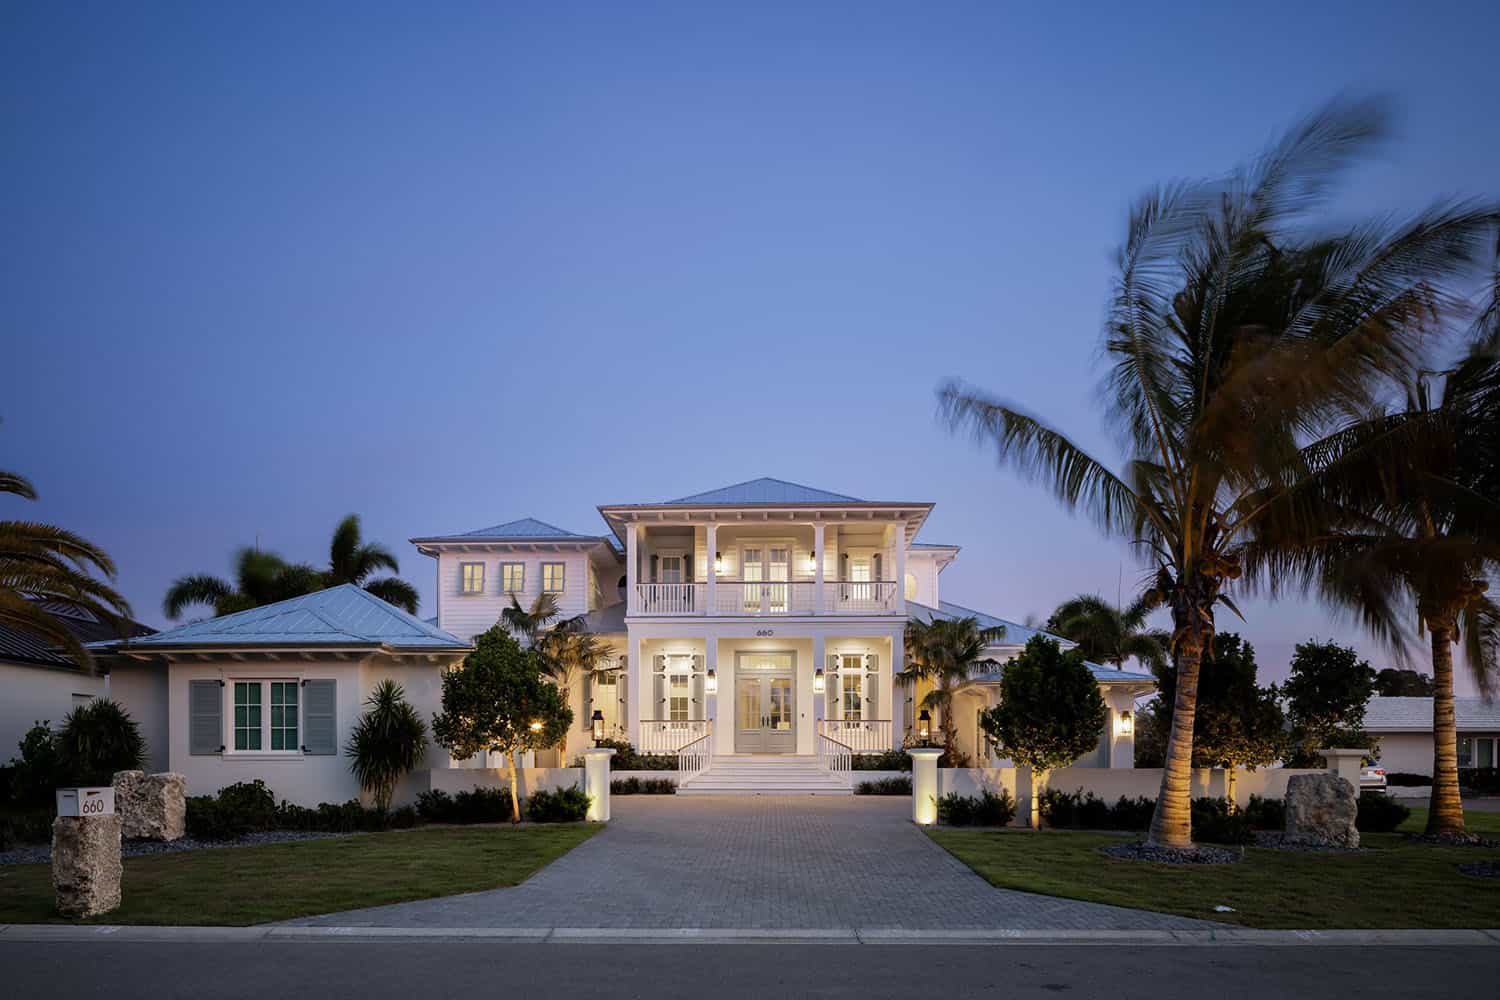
[6,3,1498,689]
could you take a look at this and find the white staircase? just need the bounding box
[676,755,853,795]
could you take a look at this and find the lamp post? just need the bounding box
[591,709,605,746]
[917,709,933,748]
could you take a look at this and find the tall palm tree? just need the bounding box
[1253,333,1500,835]
[1046,594,1169,670]
[325,514,418,613]
[1,466,132,670]
[500,593,607,749]
[900,615,1006,757]
[500,592,564,641]
[940,99,1498,848]
[164,547,323,619]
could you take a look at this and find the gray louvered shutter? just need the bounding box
[691,655,704,713]
[874,553,883,581]
[582,672,593,730]
[302,679,337,755]
[189,680,223,755]
[826,653,841,719]
[652,655,666,718]
[650,555,659,583]
[865,653,879,719]
[617,670,628,730]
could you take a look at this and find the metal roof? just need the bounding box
[93,585,469,652]
[662,478,864,506]
[0,601,154,671]
[423,517,598,541]
[1365,696,1500,733]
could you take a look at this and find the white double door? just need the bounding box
[741,545,791,613]
[734,652,796,753]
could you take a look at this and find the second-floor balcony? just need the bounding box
[633,579,900,616]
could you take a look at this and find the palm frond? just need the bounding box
[163,574,234,619]
[362,576,419,614]
[0,469,38,500]
[1459,596,1499,699]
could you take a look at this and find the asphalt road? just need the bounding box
[3,941,1494,999]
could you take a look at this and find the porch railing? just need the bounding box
[677,723,713,783]
[638,718,710,755]
[815,724,852,782]
[817,719,894,754]
[634,580,900,616]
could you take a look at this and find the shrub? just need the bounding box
[937,789,1016,827]
[1356,791,1410,833]
[185,779,279,840]
[854,776,912,796]
[526,785,590,822]
[414,787,514,824]
[1039,789,1153,830]
[1243,795,1285,830]
[611,777,676,795]
[1459,767,1500,794]
[1190,797,1252,844]
[0,807,54,850]
[570,738,678,771]
[346,680,428,813]
[1104,796,1156,831]
[850,750,911,772]
[56,699,145,786]
[9,722,62,804]
[1385,772,1430,787]
[0,765,14,803]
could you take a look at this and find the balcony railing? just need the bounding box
[634,580,899,616]
[817,719,895,753]
[638,718,711,755]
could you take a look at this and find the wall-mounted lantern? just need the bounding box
[591,709,605,745]
[705,668,717,695]
[917,709,932,747]
[813,668,825,694]
[1117,710,1134,736]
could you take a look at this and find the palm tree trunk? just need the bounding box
[1426,620,1466,835]
[1030,768,1044,829]
[1148,630,1205,848]
[1225,760,1237,815]
[507,749,522,824]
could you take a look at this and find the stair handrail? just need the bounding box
[676,722,713,783]
[815,719,853,784]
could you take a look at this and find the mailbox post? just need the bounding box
[52,787,122,919]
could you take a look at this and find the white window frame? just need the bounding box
[460,562,485,595]
[661,654,697,724]
[594,671,620,731]
[542,561,566,594]
[228,678,303,756]
[500,561,525,595]
[837,653,865,721]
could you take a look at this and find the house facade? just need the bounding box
[1365,696,1500,775]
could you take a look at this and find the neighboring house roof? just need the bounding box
[908,600,1154,686]
[0,601,155,671]
[1365,696,1500,733]
[92,585,469,653]
[910,542,960,551]
[663,477,863,506]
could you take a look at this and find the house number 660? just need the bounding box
[755,629,775,637]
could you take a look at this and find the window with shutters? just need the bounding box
[460,562,485,595]
[501,562,525,594]
[231,679,302,753]
[838,654,865,721]
[669,673,690,722]
[594,672,619,731]
[542,562,565,593]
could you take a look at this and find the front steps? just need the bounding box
[676,755,853,796]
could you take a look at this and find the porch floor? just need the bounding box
[281,797,1213,930]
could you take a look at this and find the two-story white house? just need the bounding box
[414,478,1152,792]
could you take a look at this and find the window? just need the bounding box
[460,562,485,595]
[234,682,262,751]
[904,573,918,600]
[270,682,299,750]
[595,672,619,731]
[1458,737,1474,768]
[659,555,683,583]
[841,673,863,721]
[542,562,565,593]
[669,672,690,722]
[501,562,525,594]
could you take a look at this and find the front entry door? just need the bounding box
[735,669,796,753]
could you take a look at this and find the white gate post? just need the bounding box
[908,748,943,825]
[582,747,616,822]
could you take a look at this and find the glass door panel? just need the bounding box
[742,548,763,612]
[767,547,789,613]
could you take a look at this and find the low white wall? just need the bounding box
[1372,733,1433,776]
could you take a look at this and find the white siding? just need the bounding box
[436,550,592,642]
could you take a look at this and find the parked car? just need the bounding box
[1360,766,1387,793]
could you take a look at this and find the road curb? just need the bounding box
[2,924,1498,945]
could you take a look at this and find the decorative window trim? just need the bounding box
[227,677,303,756]
[500,562,526,594]
[460,561,486,595]
[541,561,566,594]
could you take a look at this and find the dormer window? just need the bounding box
[460,562,485,595]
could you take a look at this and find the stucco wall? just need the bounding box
[1372,733,1434,775]
[108,661,170,773]
[0,661,107,759]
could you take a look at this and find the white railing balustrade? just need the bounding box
[815,726,853,783]
[634,580,900,616]
[677,724,713,783]
[817,719,894,754]
[823,580,898,613]
[634,583,704,615]
[637,719,711,755]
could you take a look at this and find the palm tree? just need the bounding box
[500,593,608,750]
[325,514,418,613]
[1253,332,1500,835]
[346,680,428,813]
[500,592,564,640]
[939,98,1498,848]
[1046,594,1169,670]
[163,547,323,619]
[900,615,1006,759]
[1,466,132,670]
[164,513,418,619]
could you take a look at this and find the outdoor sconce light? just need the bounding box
[529,719,543,734]
[714,551,723,574]
[805,551,817,572]
[813,668,825,694]
[1117,710,1134,736]
[591,709,605,745]
[918,709,932,747]
[706,668,717,695]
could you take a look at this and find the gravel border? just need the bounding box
[1099,841,1243,865]
[1251,831,1366,853]
[1457,861,1500,878]
[1403,831,1500,848]
[0,830,356,867]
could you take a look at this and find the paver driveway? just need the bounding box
[286,796,1211,930]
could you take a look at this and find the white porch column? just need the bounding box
[704,521,717,615]
[705,636,719,733]
[893,519,907,614]
[812,521,825,614]
[627,632,643,747]
[625,522,639,615]
[889,628,905,749]
[812,633,826,722]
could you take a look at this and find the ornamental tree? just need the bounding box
[346,680,429,813]
[981,636,1106,828]
[432,626,573,822]
[1151,633,1286,810]
[1283,639,1378,766]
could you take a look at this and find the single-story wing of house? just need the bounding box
[1365,696,1500,775]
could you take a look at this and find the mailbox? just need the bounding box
[56,787,115,818]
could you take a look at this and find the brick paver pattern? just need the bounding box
[287,796,1212,930]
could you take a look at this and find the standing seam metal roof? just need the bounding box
[662,477,864,505]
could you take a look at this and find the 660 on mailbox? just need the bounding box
[56,787,115,817]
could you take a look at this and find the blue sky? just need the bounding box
[5,2,1497,686]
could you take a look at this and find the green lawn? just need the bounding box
[0,825,598,926]
[928,808,1500,929]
